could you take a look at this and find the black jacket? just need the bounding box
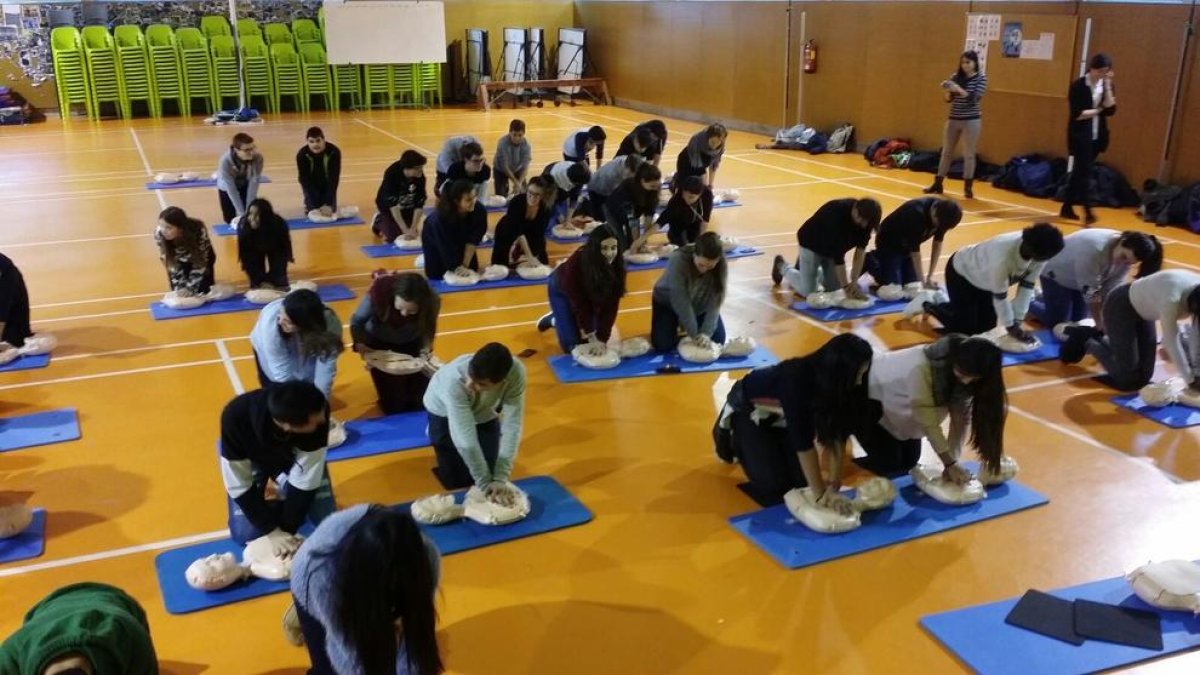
[1067,76,1117,153]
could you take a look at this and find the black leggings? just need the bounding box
[938,254,999,336]
[428,414,499,490]
[732,408,808,504]
[853,421,922,477]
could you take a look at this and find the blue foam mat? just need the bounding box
[920,562,1200,675]
[393,475,592,556]
[1000,329,1060,367]
[0,352,50,373]
[549,345,778,383]
[790,298,908,322]
[149,284,356,320]
[327,412,430,462]
[145,176,272,190]
[212,216,364,236]
[430,273,548,295]
[624,246,763,272]
[0,509,46,564]
[0,409,81,453]
[360,240,495,259]
[1113,393,1200,428]
[728,467,1048,569]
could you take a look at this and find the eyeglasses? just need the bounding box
[237,146,256,154]
[527,190,544,198]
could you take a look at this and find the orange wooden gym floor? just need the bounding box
[2,106,1199,674]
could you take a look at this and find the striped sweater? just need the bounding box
[948,73,987,120]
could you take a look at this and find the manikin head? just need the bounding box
[185,552,245,590]
[306,126,327,154]
[466,342,514,394]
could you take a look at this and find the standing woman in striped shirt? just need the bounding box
[925,51,987,199]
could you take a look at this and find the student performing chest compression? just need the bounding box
[537,225,627,355]
[772,197,883,301]
[295,126,342,216]
[155,206,217,296]
[491,176,555,268]
[216,132,265,226]
[374,150,429,245]
[350,272,441,414]
[421,179,489,281]
[864,197,962,299]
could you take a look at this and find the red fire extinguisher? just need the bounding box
[803,40,818,74]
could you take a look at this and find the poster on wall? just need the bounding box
[965,39,989,73]
[1020,32,1055,61]
[966,13,1002,42]
[1002,22,1023,58]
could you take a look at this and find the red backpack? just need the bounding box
[871,138,911,168]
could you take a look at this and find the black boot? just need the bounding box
[713,418,735,464]
[771,255,785,287]
[1059,203,1080,221]
[536,313,554,332]
[1084,207,1097,226]
[963,179,974,199]
[923,176,944,195]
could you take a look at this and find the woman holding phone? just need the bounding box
[924,51,988,199]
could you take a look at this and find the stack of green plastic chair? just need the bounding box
[178,28,216,114]
[292,19,321,47]
[333,63,362,110]
[200,15,231,41]
[318,6,326,37]
[146,24,185,116]
[236,18,262,40]
[390,64,416,106]
[82,26,126,119]
[299,44,333,111]
[363,65,393,108]
[240,35,276,113]
[209,34,241,110]
[270,43,304,112]
[264,23,292,47]
[51,26,93,119]
[415,63,442,107]
[115,25,156,117]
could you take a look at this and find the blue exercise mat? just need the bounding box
[0,508,46,564]
[0,352,50,373]
[360,240,495,259]
[393,475,592,555]
[548,345,778,384]
[1113,393,1200,429]
[144,176,272,190]
[1000,330,1060,367]
[149,284,356,320]
[327,412,430,462]
[624,246,763,272]
[212,216,365,236]
[429,273,549,295]
[790,298,908,322]
[920,562,1200,675]
[728,466,1048,569]
[0,409,81,453]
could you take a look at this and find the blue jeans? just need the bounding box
[226,466,336,544]
[547,270,581,354]
[1029,274,1087,327]
[650,297,726,353]
[783,247,841,296]
[871,247,918,286]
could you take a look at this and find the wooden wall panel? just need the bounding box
[442,0,575,55]
[731,3,790,128]
[1169,22,1200,185]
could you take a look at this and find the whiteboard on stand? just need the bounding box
[324,0,447,65]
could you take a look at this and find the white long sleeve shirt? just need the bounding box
[952,232,1045,328]
[1129,270,1200,379]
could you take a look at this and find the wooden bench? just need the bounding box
[477,77,611,111]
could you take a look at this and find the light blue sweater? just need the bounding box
[249,298,341,399]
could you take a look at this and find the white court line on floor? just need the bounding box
[129,128,167,210]
[0,356,244,391]
[353,118,437,155]
[1007,372,1101,394]
[215,339,245,395]
[0,529,230,579]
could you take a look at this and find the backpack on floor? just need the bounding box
[826,124,854,153]
[1140,180,1184,225]
[804,132,830,155]
[863,138,888,162]
[1188,184,1200,234]
[871,139,911,168]
[907,150,941,173]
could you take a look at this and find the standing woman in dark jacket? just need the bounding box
[924,51,988,199]
[1062,53,1117,224]
[156,206,216,295]
[420,179,487,281]
[491,176,554,268]
[604,163,663,253]
[351,272,441,413]
[537,225,627,354]
[657,175,713,246]
[238,198,294,290]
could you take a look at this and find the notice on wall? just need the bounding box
[967,14,1002,41]
[1020,32,1055,61]
[965,38,990,73]
[1002,22,1023,58]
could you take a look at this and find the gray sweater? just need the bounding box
[215,149,264,217]
[493,136,532,174]
[290,504,441,675]
[588,155,641,198]
[652,249,723,337]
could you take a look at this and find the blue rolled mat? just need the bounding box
[429,272,549,295]
[624,246,763,272]
[360,240,495,259]
[728,465,1048,569]
[1113,393,1200,429]
[0,352,50,373]
[393,475,592,555]
[327,412,430,462]
[1000,330,1060,367]
[149,284,355,320]
[920,561,1200,675]
[548,345,778,383]
[212,216,364,236]
[0,409,81,453]
[145,176,272,190]
[0,508,46,564]
[790,298,908,322]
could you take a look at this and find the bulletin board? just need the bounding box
[964,12,1078,98]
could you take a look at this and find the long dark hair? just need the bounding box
[954,50,980,84]
[157,206,207,269]
[282,289,345,360]
[435,179,476,223]
[1117,231,1164,279]
[579,224,626,303]
[623,163,662,217]
[944,335,1007,473]
[369,272,440,349]
[327,506,443,675]
[803,333,874,448]
[527,174,558,210]
[247,198,282,230]
[680,232,727,307]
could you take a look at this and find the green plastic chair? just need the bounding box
[363,64,393,108]
[390,64,416,106]
[332,63,362,110]
[292,19,321,47]
[209,34,241,110]
[200,15,231,40]
[318,6,326,37]
[146,24,185,116]
[236,18,262,40]
[51,26,93,119]
[299,44,333,111]
[82,26,126,119]
[270,43,304,112]
[115,25,156,117]
[264,23,293,46]
[415,62,442,107]
[240,35,276,113]
[178,28,216,114]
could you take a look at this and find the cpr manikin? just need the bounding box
[716,189,740,205]
[985,326,1041,354]
[572,337,654,370]
[783,477,898,534]
[876,282,925,302]
[909,463,986,505]
[409,481,532,526]
[184,533,300,591]
[441,265,510,287]
[245,279,318,305]
[0,503,34,538]
[306,206,360,223]
[676,336,759,364]
[804,290,875,311]
[1126,560,1200,614]
[1139,378,1200,408]
[0,333,59,365]
[515,261,553,280]
[161,283,236,310]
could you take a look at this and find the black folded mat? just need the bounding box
[1073,599,1164,651]
[1003,590,1085,645]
